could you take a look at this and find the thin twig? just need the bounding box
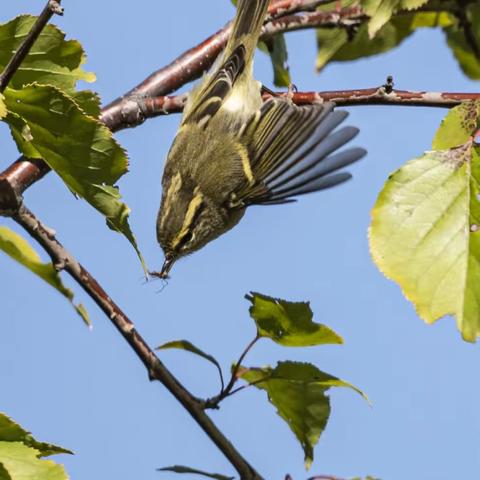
[12,203,263,480]
[0,0,63,92]
[226,336,261,395]
[204,336,261,409]
[266,0,338,19]
[115,87,480,126]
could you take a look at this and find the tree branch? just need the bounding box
[0,0,64,93]
[111,86,480,127]
[12,203,263,480]
[0,1,477,213]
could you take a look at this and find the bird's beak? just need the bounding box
[149,255,176,280]
[159,255,175,279]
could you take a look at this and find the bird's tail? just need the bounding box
[224,0,270,64]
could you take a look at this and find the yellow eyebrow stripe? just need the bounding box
[171,189,204,249]
[235,143,254,184]
[160,173,182,229]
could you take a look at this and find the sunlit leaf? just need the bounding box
[370,102,480,341]
[246,292,343,346]
[3,84,145,271]
[0,443,67,480]
[0,226,89,325]
[240,361,366,468]
[0,413,71,457]
[158,465,233,479]
[0,15,95,91]
[362,0,429,38]
[0,94,6,119]
[433,101,480,150]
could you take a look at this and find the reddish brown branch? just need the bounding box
[115,87,480,127]
[12,203,263,480]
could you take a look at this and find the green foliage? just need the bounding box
[0,94,6,119]
[246,292,343,346]
[0,15,145,271]
[370,101,480,342]
[362,0,429,37]
[316,11,453,71]
[2,84,144,271]
[0,413,70,480]
[0,414,71,457]
[158,465,233,479]
[445,4,480,80]
[0,226,89,325]
[240,361,366,469]
[0,15,95,91]
[156,340,224,388]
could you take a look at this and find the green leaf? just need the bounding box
[0,463,12,480]
[0,413,71,458]
[240,361,366,468]
[259,35,291,87]
[0,15,95,91]
[246,292,343,346]
[0,442,67,480]
[445,4,480,80]
[370,104,480,341]
[70,90,101,118]
[158,465,233,480]
[316,11,453,71]
[433,101,480,150]
[0,226,89,325]
[156,340,224,388]
[3,84,145,272]
[0,94,6,119]
[363,0,429,38]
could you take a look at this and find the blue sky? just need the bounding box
[1,2,479,480]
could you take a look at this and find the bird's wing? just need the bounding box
[231,98,366,206]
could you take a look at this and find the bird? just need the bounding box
[153,0,366,278]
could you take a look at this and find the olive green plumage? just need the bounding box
[155,0,366,278]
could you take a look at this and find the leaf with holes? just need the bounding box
[370,102,480,342]
[246,292,343,346]
[240,361,366,469]
[0,226,89,325]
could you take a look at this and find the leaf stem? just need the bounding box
[0,0,64,93]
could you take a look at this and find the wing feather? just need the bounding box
[233,99,366,206]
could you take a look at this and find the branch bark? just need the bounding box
[12,203,263,480]
[116,87,480,126]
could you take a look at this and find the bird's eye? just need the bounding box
[182,232,193,245]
